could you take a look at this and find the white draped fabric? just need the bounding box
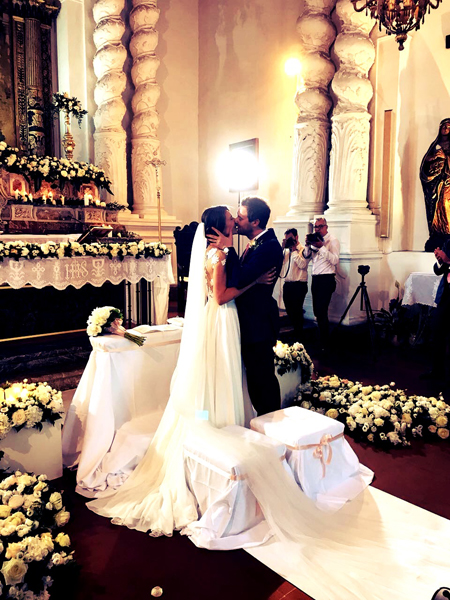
[62,325,182,496]
[0,254,174,290]
[403,271,440,307]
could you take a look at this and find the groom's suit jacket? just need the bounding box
[227,228,283,345]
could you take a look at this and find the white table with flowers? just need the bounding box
[62,322,183,497]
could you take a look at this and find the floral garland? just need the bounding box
[294,375,450,447]
[87,306,145,346]
[0,240,170,262]
[52,92,88,127]
[0,142,113,194]
[0,461,76,599]
[0,382,64,441]
[273,341,314,382]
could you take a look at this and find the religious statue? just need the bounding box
[420,118,450,251]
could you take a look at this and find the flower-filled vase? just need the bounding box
[62,111,75,160]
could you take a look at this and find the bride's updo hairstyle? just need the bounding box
[202,205,229,245]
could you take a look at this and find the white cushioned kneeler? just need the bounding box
[250,407,374,512]
[183,425,288,550]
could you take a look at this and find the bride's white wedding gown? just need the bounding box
[88,242,248,534]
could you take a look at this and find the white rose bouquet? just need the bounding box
[52,92,88,127]
[273,341,314,382]
[0,382,64,441]
[87,306,146,347]
[0,455,76,599]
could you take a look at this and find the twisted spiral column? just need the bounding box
[327,0,375,214]
[288,0,336,218]
[129,0,162,216]
[93,0,127,203]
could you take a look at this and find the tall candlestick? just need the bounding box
[60,195,65,206]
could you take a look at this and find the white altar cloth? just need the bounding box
[184,425,289,550]
[62,325,182,496]
[0,422,62,480]
[402,271,440,307]
[0,254,174,290]
[251,407,373,511]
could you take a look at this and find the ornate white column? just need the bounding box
[129,0,163,216]
[327,0,375,214]
[92,0,128,204]
[288,0,336,219]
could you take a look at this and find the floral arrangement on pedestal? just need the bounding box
[273,341,314,382]
[87,306,145,347]
[0,240,170,262]
[294,375,450,447]
[51,93,87,127]
[0,142,113,194]
[0,382,64,441]
[0,456,76,599]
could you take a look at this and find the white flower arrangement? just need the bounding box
[273,341,314,381]
[87,306,145,347]
[0,459,76,599]
[0,382,64,441]
[0,240,170,262]
[0,141,113,193]
[52,92,88,127]
[294,375,450,447]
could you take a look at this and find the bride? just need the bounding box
[87,205,274,534]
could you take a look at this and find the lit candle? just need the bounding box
[14,189,19,200]
[48,192,54,204]
[95,199,100,206]
[60,195,65,205]
[29,193,33,202]
[43,194,47,204]
[22,192,27,202]
[84,193,89,206]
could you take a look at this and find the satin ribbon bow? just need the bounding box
[298,432,343,478]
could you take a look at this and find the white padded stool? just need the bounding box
[183,425,287,550]
[250,406,374,511]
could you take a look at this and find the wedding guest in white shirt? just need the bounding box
[280,228,310,342]
[303,218,340,351]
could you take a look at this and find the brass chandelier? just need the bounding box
[350,0,443,50]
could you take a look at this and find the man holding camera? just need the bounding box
[303,218,340,351]
[280,228,310,342]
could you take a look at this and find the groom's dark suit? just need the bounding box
[227,229,283,415]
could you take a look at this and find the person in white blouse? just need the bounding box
[280,228,310,342]
[303,218,340,351]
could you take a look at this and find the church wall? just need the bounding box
[197,0,302,223]
[369,6,450,254]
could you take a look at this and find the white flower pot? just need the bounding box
[277,369,302,408]
[0,422,63,480]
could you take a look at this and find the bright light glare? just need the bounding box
[228,148,259,192]
[284,58,301,77]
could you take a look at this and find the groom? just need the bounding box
[209,196,283,416]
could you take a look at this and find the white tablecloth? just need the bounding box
[62,325,182,496]
[402,272,440,307]
[0,254,174,290]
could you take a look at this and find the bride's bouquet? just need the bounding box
[87,307,146,347]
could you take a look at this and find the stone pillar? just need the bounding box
[288,0,336,220]
[129,0,163,216]
[324,0,381,326]
[25,19,45,155]
[328,0,375,215]
[92,0,128,204]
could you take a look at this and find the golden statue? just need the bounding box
[420,118,450,251]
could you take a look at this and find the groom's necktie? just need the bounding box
[241,242,251,263]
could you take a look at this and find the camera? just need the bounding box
[306,232,324,245]
[358,265,370,276]
[284,237,297,249]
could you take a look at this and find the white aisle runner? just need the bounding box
[246,487,450,600]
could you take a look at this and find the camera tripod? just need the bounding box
[335,267,378,359]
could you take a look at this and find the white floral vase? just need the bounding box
[276,369,302,409]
